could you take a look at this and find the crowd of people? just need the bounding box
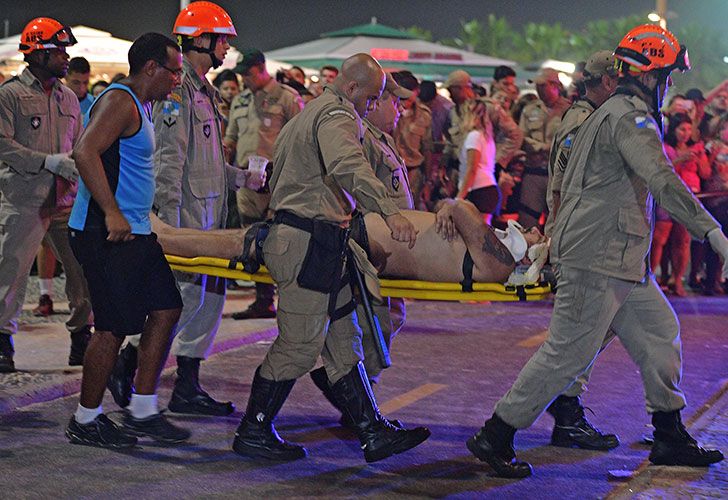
[0,0,727,480]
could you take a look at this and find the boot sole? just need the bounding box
[466,437,533,479]
[364,428,431,463]
[551,437,620,451]
[232,439,307,461]
[167,402,234,417]
[65,428,137,449]
[122,427,190,444]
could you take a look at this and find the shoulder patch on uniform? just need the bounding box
[328,108,356,120]
[162,99,180,117]
[168,91,182,104]
[634,116,657,131]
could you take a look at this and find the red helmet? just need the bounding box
[614,24,690,75]
[19,17,77,54]
[173,1,236,38]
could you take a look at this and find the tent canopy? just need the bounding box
[266,21,516,82]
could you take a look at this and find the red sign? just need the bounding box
[370,48,409,61]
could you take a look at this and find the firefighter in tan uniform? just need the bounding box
[468,25,728,478]
[391,71,432,210]
[309,73,414,422]
[224,48,303,320]
[108,2,243,416]
[517,68,570,228]
[231,54,430,464]
[0,19,92,372]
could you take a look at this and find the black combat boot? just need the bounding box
[466,413,533,478]
[310,366,403,429]
[168,356,235,416]
[330,362,430,463]
[68,326,92,366]
[232,367,307,461]
[649,410,724,466]
[547,395,619,450]
[107,344,137,408]
[0,333,15,373]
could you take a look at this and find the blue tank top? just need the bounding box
[69,83,155,234]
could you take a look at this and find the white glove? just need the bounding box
[45,153,78,182]
[707,228,728,279]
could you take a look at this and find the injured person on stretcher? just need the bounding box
[152,199,548,285]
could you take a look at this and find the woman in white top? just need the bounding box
[456,99,500,224]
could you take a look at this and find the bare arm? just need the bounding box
[456,147,480,200]
[72,89,139,241]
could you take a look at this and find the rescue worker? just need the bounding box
[540,50,621,451]
[467,25,728,478]
[231,54,430,463]
[0,18,93,372]
[224,48,303,320]
[391,71,432,210]
[309,73,415,424]
[517,68,570,228]
[107,1,243,416]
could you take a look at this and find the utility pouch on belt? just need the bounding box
[298,219,350,293]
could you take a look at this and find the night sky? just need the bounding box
[2,0,727,52]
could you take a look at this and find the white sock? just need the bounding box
[129,393,158,419]
[74,404,102,424]
[39,279,54,298]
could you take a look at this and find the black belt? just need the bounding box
[273,210,316,232]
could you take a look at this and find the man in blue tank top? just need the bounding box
[65,33,189,449]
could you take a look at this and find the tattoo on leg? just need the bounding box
[482,228,515,267]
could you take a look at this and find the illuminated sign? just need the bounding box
[370,48,409,61]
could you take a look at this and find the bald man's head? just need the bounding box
[334,53,385,118]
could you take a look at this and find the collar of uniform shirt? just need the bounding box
[363,118,386,139]
[20,66,64,94]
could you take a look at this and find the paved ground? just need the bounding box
[1,278,726,499]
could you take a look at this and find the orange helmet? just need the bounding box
[173,1,236,38]
[613,24,690,75]
[19,17,77,54]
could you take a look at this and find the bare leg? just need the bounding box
[651,221,672,279]
[670,223,690,297]
[79,331,124,408]
[134,308,181,395]
[451,201,515,283]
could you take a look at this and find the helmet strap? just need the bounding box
[181,34,222,69]
[622,72,665,134]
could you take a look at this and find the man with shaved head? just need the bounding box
[231,53,430,464]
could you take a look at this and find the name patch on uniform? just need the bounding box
[634,116,657,131]
[328,109,356,121]
[31,116,41,129]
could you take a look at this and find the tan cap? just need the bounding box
[583,50,617,80]
[385,72,413,100]
[444,69,472,88]
[528,67,562,85]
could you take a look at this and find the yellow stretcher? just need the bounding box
[165,255,553,302]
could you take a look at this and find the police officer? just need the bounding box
[231,54,430,463]
[224,49,303,320]
[309,73,414,421]
[540,50,621,452]
[467,25,728,478]
[108,1,242,416]
[0,18,93,372]
[391,71,432,210]
[517,68,570,228]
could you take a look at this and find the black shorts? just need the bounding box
[466,185,501,215]
[69,229,182,337]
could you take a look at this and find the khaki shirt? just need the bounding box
[544,98,595,236]
[445,97,522,166]
[363,119,414,211]
[551,91,719,281]
[270,85,399,224]
[519,96,570,169]
[0,68,82,208]
[152,58,239,229]
[393,102,432,168]
[225,78,303,167]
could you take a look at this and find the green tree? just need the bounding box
[512,22,571,63]
[402,25,433,41]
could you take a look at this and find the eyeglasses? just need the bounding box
[159,63,184,77]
